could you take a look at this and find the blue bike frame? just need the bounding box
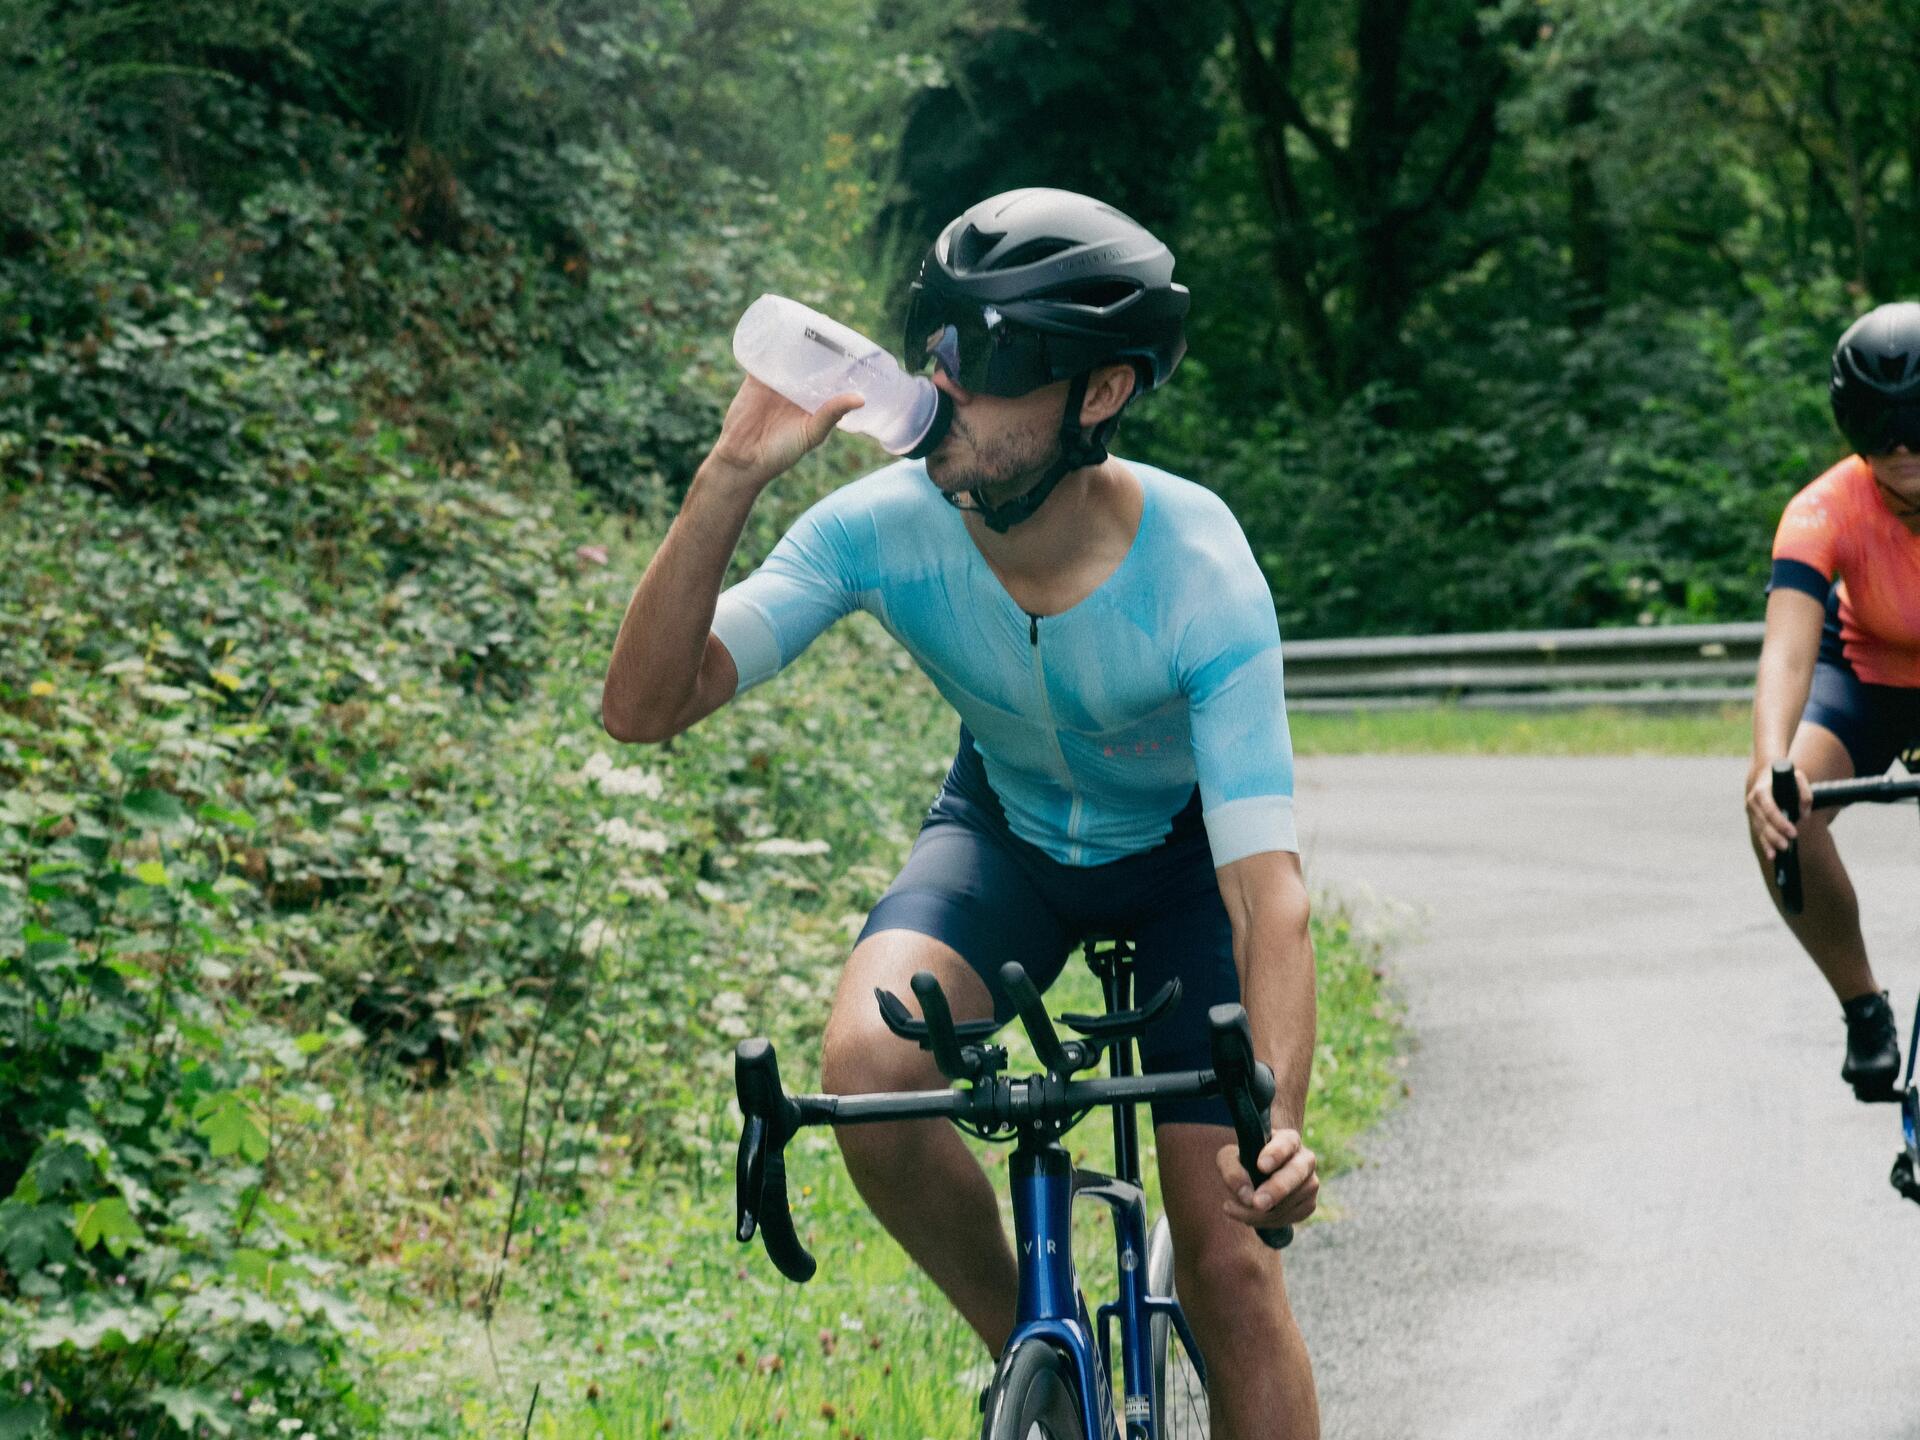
[1004,1129,1207,1438]
[998,936,1205,1440]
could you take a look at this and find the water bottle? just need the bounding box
[731,294,949,457]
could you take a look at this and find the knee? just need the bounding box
[819,1018,940,1100]
[1175,1226,1285,1327]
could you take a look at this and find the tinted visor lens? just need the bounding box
[1848,405,1920,456]
[903,291,1055,397]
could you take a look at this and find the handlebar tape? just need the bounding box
[1207,1004,1294,1250]
[1770,760,1804,916]
[734,1039,817,1283]
[756,1152,815,1283]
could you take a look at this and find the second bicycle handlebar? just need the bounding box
[1769,759,1920,916]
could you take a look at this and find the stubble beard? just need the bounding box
[931,410,1060,505]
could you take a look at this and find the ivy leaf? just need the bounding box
[289,1277,362,1333]
[27,1299,154,1351]
[0,1398,50,1440]
[196,802,256,831]
[194,1093,269,1162]
[121,789,187,832]
[28,1142,94,1199]
[22,924,71,970]
[73,1196,143,1258]
[134,860,169,886]
[0,1202,76,1271]
[153,1387,233,1437]
[230,1247,280,1293]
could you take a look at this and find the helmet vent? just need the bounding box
[993,237,1076,270]
[1866,351,1920,389]
[1037,279,1140,310]
[951,225,1005,271]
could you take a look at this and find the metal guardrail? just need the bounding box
[1284,621,1766,711]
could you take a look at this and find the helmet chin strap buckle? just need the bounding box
[941,372,1108,533]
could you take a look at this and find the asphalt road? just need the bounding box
[1282,755,1920,1440]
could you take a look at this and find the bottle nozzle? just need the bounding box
[904,387,953,460]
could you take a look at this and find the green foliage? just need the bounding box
[1139,282,1846,636]
[0,731,377,1435]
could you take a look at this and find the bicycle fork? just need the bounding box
[1007,1136,1205,1439]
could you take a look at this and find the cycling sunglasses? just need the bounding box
[901,290,1060,398]
[1845,405,1920,457]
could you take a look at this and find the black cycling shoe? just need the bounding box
[1841,990,1901,1102]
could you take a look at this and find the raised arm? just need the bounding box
[601,378,860,744]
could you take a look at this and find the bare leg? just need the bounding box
[1752,722,1878,1001]
[820,930,1017,1353]
[1156,1123,1320,1440]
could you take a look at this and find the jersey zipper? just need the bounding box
[1026,611,1085,864]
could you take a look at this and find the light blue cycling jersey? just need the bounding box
[710,458,1296,868]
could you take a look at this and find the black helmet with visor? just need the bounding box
[903,188,1189,530]
[1831,301,1920,458]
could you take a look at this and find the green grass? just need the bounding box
[1290,703,1750,756]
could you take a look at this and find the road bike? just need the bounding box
[1770,760,1920,1205]
[732,936,1293,1438]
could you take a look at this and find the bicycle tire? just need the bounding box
[981,1338,1088,1440]
[1147,1217,1208,1438]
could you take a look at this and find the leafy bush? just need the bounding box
[0,707,377,1437]
[1142,285,1847,637]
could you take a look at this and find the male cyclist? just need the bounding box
[603,188,1318,1437]
[1747,301,1920,1103]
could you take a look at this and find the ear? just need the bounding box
[1078,362,1138,428]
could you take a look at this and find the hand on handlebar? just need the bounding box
[1216,1127,1319,1232]
[1746,757,1810,860]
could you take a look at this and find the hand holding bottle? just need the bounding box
[730,295,949,459]
[704,375,866,492]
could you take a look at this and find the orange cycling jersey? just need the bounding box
[1771,455,1920,687]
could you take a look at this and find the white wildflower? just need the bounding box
[747,838,830,858]
[596,818,669,853]
[578,918,619,955]
[695,881,729,904]
[614,873,670,902]
[578,752,664,799]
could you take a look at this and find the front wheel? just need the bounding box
[982,1338,1088,1440]
[1147,1217,1208,1438]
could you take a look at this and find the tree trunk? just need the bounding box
[1566,80,1610,328]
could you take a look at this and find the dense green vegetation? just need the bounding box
[0,4,1409,1435]
[888,0,1901,637]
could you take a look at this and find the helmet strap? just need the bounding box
[944,371,1107,534]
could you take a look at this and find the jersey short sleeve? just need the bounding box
[1174,515,1298,867]
[1770,471,1845,601]
[711,493,867,693]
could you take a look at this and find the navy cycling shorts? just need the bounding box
[858,727,1239,1128]
[1801,597,1920,778]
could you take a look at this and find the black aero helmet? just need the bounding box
[903,187,1189,400]
[1831,302,1920,456]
